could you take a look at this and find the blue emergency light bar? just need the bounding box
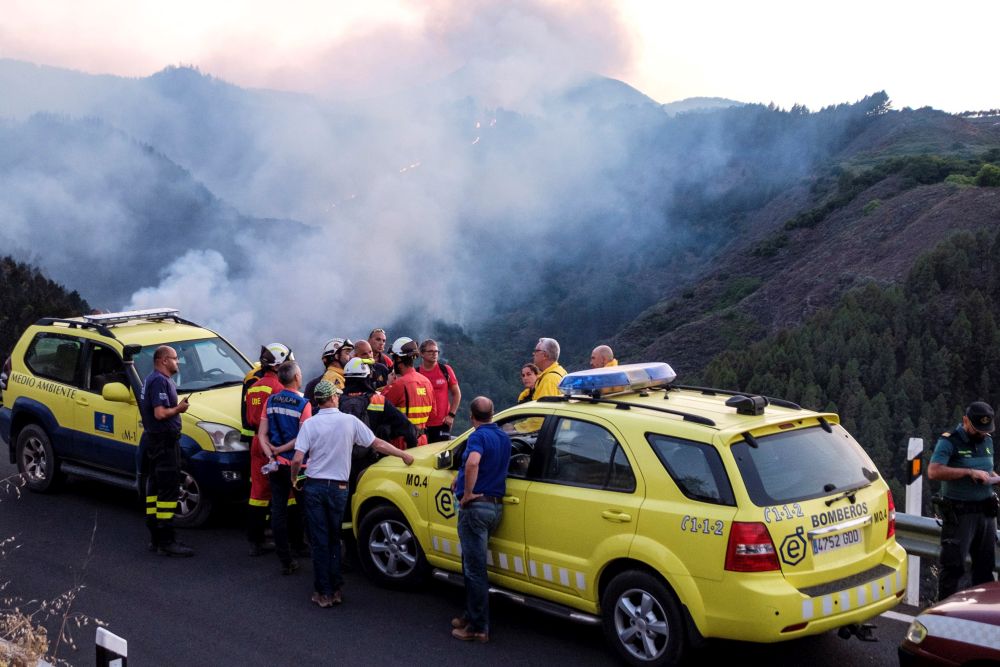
[558,362,677,397]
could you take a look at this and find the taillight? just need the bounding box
[887,490,896,539]
[725,522,780,572]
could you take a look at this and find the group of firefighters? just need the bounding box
[238,329,456,567]
[236,330,620,573]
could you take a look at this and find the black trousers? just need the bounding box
[938,507,997,600]
[143,431,182,546]
[267,465,306,566]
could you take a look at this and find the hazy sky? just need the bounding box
[1,0,997,112]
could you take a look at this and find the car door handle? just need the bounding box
[502,496,520,505]
[75,396,90,407]
[601,510,632,523]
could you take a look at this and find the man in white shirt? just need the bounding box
[290,380,413,608]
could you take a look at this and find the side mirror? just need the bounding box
[435,449,453,470]
[102,382,134,404]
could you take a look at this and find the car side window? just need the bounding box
[24,333,82,386]
[647,434,736,506]
[540,418,635,492]
[498,414,545,479]
[87,344,126,393]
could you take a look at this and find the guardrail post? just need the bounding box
[96,627,127,666]
[904,437,923,606]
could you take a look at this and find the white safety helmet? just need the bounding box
[261,343,293,369]
[322,338,354,360]
[390,336,419,357]
[343,357,371,378]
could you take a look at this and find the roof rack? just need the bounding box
[34,318,115,339]
[672,384,802,411]
[538,394,716,426]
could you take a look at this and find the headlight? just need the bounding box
[197,422,247,452]
[905,620,927,644]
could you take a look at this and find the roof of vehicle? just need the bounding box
[32,308,221,347]
[520,384,836,441]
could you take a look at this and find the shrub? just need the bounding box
[974,163,1000,187]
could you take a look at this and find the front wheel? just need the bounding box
[357,505,429,589]
[170,469,213,527]
[16,424,62,492]
[602,570,686,666]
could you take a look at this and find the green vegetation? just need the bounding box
[749,233,788,257]
[785,151,1000,231]
[0,257,89,361]
[975,163,1000,187]
[700,229,1000,498]
[862,199,882,215]
[714,277,762,310]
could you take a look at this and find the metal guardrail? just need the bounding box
[896,512,1000,569]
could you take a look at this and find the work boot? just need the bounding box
[158,541,195,557]
[451,626,488,643]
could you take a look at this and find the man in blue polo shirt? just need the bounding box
[138,345,192,557]
[450,396,511,643]
[929,401,999,599]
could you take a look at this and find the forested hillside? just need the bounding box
[700,228,1000,497]
[0,256,89,361]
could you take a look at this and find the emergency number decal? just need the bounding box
[763,503,804,524]
[406,473,428,488]
[94,412,114,434]
[680,515,724,536]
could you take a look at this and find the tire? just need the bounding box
[171,469,213,528]
[16,424,62,493]
[357,505,429,589]
[601,570,686,667]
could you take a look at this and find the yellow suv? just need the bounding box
[352,363,905,665]
[0,309,252,526]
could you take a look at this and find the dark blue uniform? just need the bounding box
[139,370,183,549]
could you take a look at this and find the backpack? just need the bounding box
[339,393,371,427]
[339,392,384,465]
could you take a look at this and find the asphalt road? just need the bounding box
[1,461,908,666]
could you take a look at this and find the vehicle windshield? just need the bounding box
[731,424,874,505]
[134,337,251,392]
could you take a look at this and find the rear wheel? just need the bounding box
[358,505,429,588]
[602,570,685,666]
[16,424,62,492]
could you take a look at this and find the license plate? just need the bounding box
[812,528,861,555]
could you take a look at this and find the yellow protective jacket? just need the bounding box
[532,363,567,400]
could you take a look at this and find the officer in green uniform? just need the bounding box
[928,401,998,600]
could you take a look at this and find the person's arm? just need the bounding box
[445,371,461,429]
[371,437,414,466]
[459,450,482,507]
[154,397,188,421]
[257,413,275,459]
[290,450,305,487]
[928,462,991,483]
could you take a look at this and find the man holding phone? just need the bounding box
[138,345,193,557]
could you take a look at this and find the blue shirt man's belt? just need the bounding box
[467,495,502,504]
